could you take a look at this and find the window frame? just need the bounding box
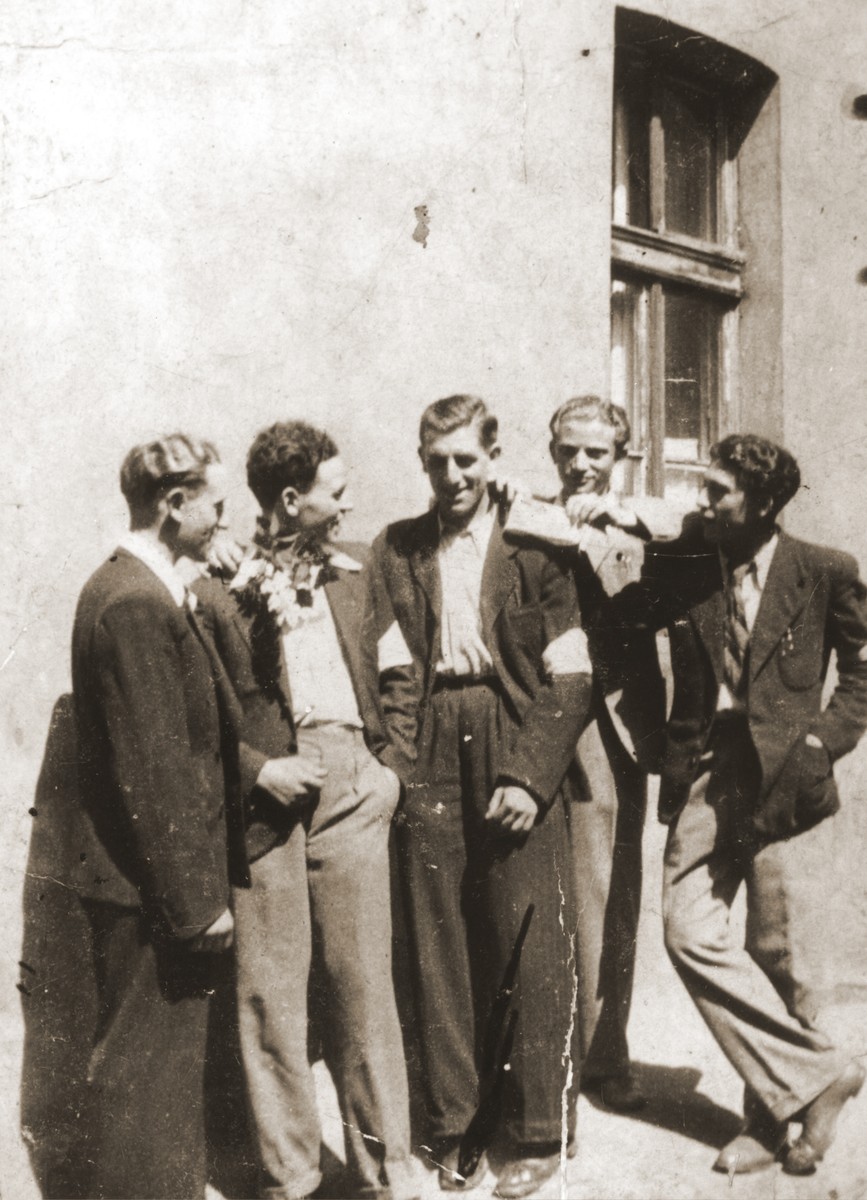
[610,14,769,499]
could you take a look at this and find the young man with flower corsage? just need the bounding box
[195,421,418,1200]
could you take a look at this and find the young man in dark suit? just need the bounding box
[196,421,417,1200]
[609,433,867,1177]
[70,434,249,1199]
[369,396,593,1199]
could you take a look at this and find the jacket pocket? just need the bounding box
[776,628,823,691]
[754,737,838,840]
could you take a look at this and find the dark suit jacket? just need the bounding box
[611,522,867,838]
[369,503,593,809]
[196,542,415,862]
[568,531,666,777]
[71,549,247,938]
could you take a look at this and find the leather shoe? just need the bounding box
[437,1146,488,1192]
[784,1060,866,1175]
[494,1154,560,1198]
[713,1125,783,1175]
[584,1074,647,1113]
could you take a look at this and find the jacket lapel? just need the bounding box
[685,551,726,683]
[480,506,519,641]
[407,509,442,620]
[323,569,362,696]
[748,533,809,682]
[240,591,295,722]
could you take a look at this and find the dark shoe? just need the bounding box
[584,1074,646,1113]
[494,1154,560,1199]
[437,1146,488,1192]
[712,1126,783,1175]
[784,1060,866,1176]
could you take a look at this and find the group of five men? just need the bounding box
[68,395,867,1199]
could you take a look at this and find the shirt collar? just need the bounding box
[722,530,779,590]
[438,492,496,547]
[118,531,188,608]
[753,532,779,590]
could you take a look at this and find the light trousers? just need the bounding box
[233,724,412,1199]
[663,716,844,1122]
[569,710,646,1082]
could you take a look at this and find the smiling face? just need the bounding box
[550,416,618,497]
[285,454,352,547]
[697,461,770,549]
[419,419,499,528]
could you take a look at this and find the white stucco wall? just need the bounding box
[3,0,867,1185]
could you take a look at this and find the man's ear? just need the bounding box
[278,486,300,518]
[488,443,501,462]
[164,487,186,524]
[751,495,774,523]
[417,446,428,473]
[548,439,558,464]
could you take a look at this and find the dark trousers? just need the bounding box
[398,680,576,1149]
[81,900,220,1200]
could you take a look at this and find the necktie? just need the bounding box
[723,563,751,698]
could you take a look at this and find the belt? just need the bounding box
[711,708,749,728]
[432,673,498,691]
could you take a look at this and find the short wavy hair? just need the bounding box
[548,396,631,460]
[711,433,801,518]
[418,395,499,451]
[246,421,339,511]
[120,433,220,524]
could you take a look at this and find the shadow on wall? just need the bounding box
[19,694,97,1199]
[18,696,257,1200]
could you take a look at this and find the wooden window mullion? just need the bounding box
[649,84,666,234]
[648,281,666,496]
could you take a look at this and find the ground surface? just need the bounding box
[4,816,866,1200]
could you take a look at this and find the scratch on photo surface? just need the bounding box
[557,865,577,1197]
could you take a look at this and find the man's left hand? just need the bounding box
[485,785,539,835]
[207,531,246,576]
[489,472,522,506]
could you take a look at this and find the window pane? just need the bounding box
[611,278,636,414]
[611,277,645,495]
[663,287,720,485]
[613,80,650,229]
[661,80,717,240]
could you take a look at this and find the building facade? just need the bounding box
[3,0,867,1188]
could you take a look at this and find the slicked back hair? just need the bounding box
[246,421,339,512]
[418,395,499,452]
[120,433,220,526]
[548,395,631,460]
[711,433,801,518]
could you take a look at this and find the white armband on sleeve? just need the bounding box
[542,627,592,677]
[378,620,413,672]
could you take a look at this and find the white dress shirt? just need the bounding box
[435,496,497,678]
[280,584,363,727]
[717,532,779,712]
[118,531,190,608]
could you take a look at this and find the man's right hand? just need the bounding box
[256,754,327,805]
[565,493,641,532]
[188,907,234,952]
